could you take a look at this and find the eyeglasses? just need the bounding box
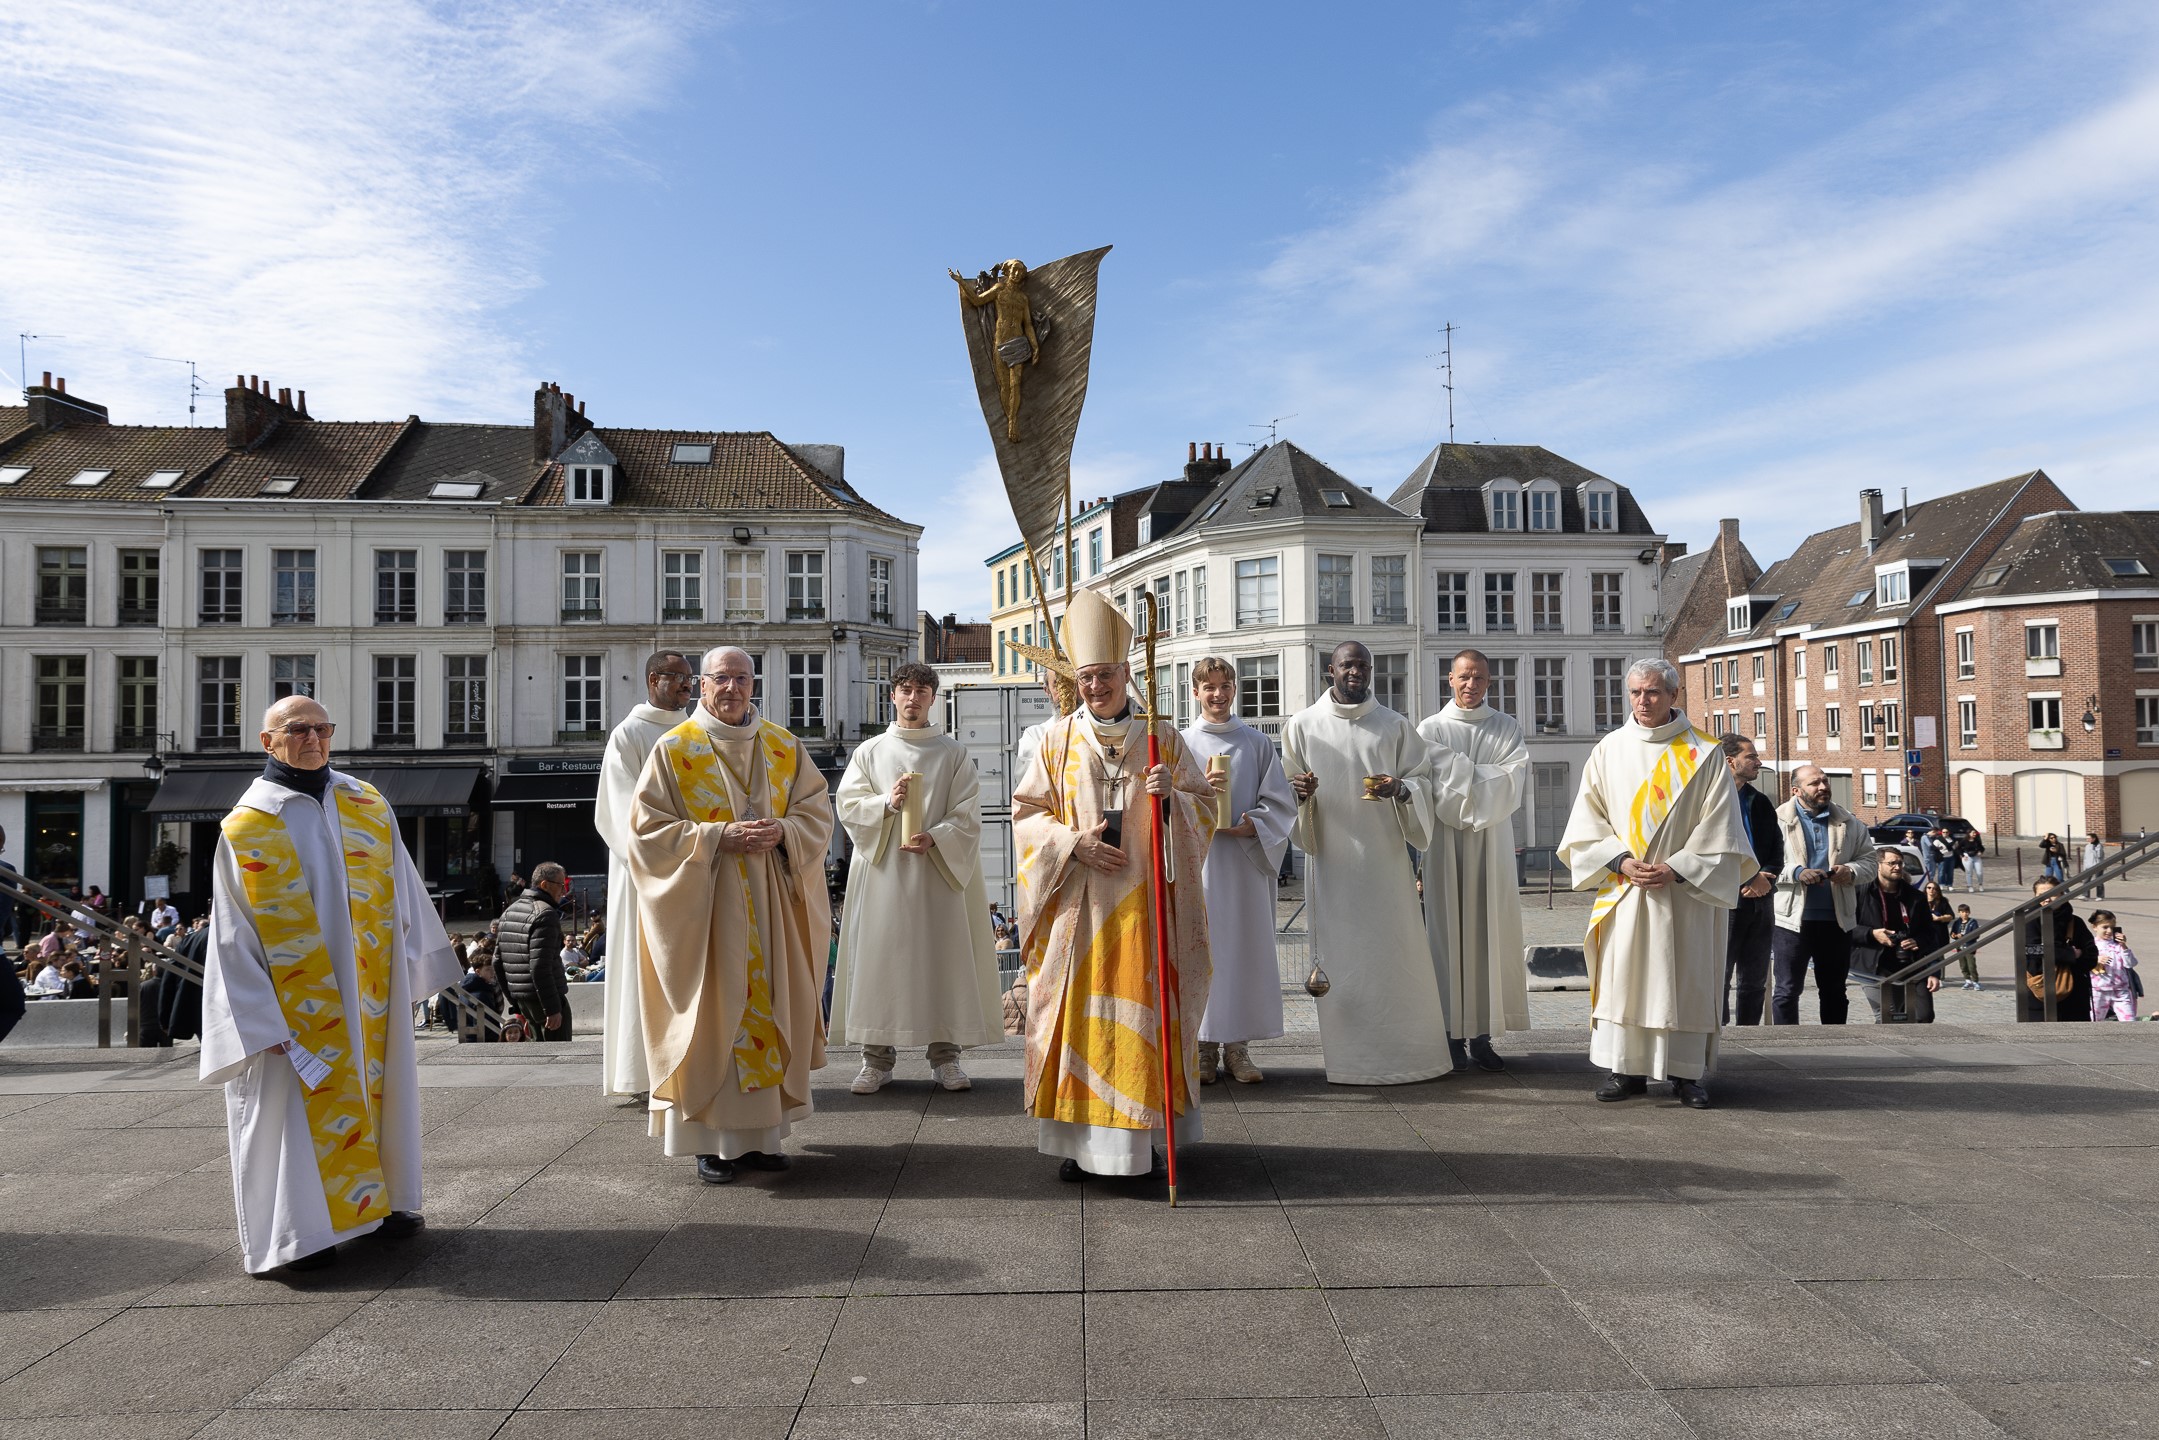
[702,673,755,687]
[275,723,337,739]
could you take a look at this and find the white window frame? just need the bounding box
[561,550,603,622]
[662,548,705,622]
[726,549,767,620]
[1958,697,1978,749]
[1526,481,1561,532]
[567,465,611,505]
[1484,481,1521,532]
[1235,555,1280,628]
[1954,627,1975,679]
[786,551,827,620]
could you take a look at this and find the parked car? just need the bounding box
[1869,812,1982,851]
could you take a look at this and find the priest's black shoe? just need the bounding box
[1671,1076,1712,1109]
[378,1211,423,1239]
[1059,1159,1086,1182]
[278,1245,339,1275]
[1447,1038,1470,1072]
[1594,1073,1649,1102]
[1467,1036,1506,1072]
[739,1151,791,1172]
[697,1155,738,1185]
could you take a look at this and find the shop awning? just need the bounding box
[343,765,484,818]
[491,771,600,808]
[145,767,257,822]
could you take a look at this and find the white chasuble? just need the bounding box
[1559,710,1749,1080]
[1181,716,1296,1043]
[1282,698,1452,1085]
[201,772,459,1272]
[627,705,833,1160]
[829,726,1003,1048]
[1418,702,1531,1039]
[595,701,683,1098]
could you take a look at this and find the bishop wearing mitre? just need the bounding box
[627,645,833,1183]
[1012,589,1218,1181]
[829,660,1004,1093]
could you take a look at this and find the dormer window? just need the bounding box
[1875,564,1910,607]
[569,466,609,502]
[1485,480,1521,531]
[1727,598,1752,636]
[1526,480,1561,531]
[1580,481,1618,531]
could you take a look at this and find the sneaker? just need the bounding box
[1198,1041,1220,1086]
[933,1061,972,1091]
[850,1064,892,1095]
[1224,1043,1264,1084]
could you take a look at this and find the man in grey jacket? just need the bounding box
[498,863,572,1041]
[1768,765,1878,1024]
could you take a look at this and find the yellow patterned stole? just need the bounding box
[664,715,798,1092]
[221,782,397,1230]
[1588,727,1716,942]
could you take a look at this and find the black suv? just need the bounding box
[1869,812,1983,851]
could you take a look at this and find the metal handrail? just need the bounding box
[1874,832,2159,1023]
[3,866,503,1045]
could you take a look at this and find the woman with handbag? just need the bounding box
[2087,911,2140,1022]
[2019,879,2098,1022]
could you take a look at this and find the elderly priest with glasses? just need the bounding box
[199,696,461,1275]
[627,645,834,1185]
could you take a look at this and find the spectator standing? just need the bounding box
[1770,764,1878,1025]
[456,950,506,1042]
[2081,833,2107,899]
[2019,880,2097,1021]
[1959,828,1986,893]
[2039,833,2066,883]
[2087,911,2139,1022]
[1719,734,1784,1026]
[1923,880,1955,943]
[1949,904,1982,990]
[1926,828,1961,890]
[498,863,573,1041]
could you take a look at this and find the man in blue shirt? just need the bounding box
[1720,735,1783,1025]
[1769,765,1877,1024]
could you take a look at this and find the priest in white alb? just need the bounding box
[1182,655,1296,1084]
[200,695,460,1274]
[593,649,694,1100]
[627,646,833,1183]
[1012,589,1217,1181]
[1559,657,1750,1109]
[1284,641,1453,1086]
[830,661,1003,1093]
[1418,649,1531,1073]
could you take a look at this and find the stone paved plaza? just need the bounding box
[3,1016,2157,1439]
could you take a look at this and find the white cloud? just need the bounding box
[0,0,708,424]
[916,447,1163,620]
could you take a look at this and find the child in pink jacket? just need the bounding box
[2088,910,2140,1022]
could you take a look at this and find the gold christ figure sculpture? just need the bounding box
[949,259,1039,441]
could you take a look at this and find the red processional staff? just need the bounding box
[1139,592,1180,1205]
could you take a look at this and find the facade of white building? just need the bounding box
[0,377,918,913]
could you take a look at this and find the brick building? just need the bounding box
[1933,510,2159,839]
[1674,472,2073,824]
[1660,517,1760,671]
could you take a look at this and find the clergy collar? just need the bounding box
[1196,715,1243,734]
[693,702,762,740]
[630,703,685,726]
[1440,701,1493,721]
[888,722,940,743]
[1629,708,1694,742]
[1325,695,1376,721]
[237,766,363,816]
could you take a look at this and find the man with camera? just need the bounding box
[1847,847,1946,1023]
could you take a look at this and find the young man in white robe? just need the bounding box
[1559,658,1750,1109]
[831,662,1004,1092]
[200,696,460,1274]
[1284,641,1453,1086]
[1418,649,1531,1073]
[593,650,694,1101]
[1182,655,1296,1084]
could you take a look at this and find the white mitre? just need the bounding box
[1060,588,1134,669]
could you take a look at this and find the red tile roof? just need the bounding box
[0,424,231,501]
[520,430,905,523]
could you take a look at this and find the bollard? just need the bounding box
[125,933,144,1048]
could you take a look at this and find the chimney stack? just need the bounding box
[25,374,109,431]
[225,375,309,450]
[1188,442,1196,462]
[531,381,594,463]
[1859,489,1885,553]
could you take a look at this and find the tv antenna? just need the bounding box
[17,334,64,402]
[147,356,203,425]
[1434,322,1456,443]
[1249,413,1297,447]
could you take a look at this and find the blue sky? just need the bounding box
[6,1,2159,618]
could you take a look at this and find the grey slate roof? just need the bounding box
[359,422,544,502]
[1387,443,1658,536]
[1166,441,1411,538]
[1950,509,2159,599]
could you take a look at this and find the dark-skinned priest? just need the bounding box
[627,645,833,1184]
[200,695,460,1275]
[1559,658,1750,1109]
[1012,589,1218,1182]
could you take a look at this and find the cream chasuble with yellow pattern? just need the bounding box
[1012,710,1216,1176]
[1559,710,1750,1080]
[627,704,832,1160]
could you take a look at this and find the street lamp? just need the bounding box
[2082,695,2100,733]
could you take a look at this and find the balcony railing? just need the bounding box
[117,606,159,627]
[785,606,826,621]
[375,609,417,626]
[198,734,243,751]
[198,610,242,626]
[443,730,489,748]
[444,609,486,625]
[555,727,605,746]
[561,604,603,624]
[34,604,86,627]
[870,609,895,626]
[372,732,417,750]
[662,606,704,623]
[113,728,156,751]
[31,728,85,752]
[271,609,316,625]
[787,723,826,738]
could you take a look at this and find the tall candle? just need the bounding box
[900,772,925,845]
[1207,752,1233,830]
